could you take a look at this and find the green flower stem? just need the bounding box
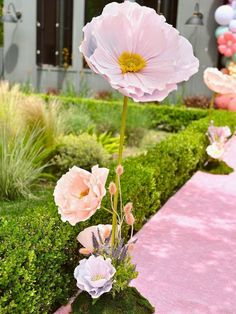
[111,95,128,246]
[209,92,216,121]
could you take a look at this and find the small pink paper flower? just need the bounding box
[204,67,236,94]
[54,166,109,226]
[208,121,231,144]
[80,1,199,102]
[206,143,225,160]
[218,31,236,57]
[77,225,112,251]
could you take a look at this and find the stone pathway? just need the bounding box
[131,136,236,314]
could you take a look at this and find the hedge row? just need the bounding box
[45,95,207,133]
[1,106,236,313]
[0,191,78,314]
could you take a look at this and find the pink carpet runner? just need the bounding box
[131,136,236,314]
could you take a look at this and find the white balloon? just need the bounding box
[229,19,236,32]
[215,5,234,25]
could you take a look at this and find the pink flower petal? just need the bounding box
[204,67,236,94]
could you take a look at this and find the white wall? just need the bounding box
[4,0,37,87]
[3,0,224,96]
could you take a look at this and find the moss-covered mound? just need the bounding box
[202,160,234,175]
[72,287,155,314]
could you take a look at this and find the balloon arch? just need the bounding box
[204,0,236,111]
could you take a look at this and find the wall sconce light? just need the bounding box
[1,2,22,23]
[185,3,204,26]
[157,0,161,14]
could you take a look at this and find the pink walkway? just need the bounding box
[131,136,236,314]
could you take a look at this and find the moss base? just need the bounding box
[72,287,155,314]
[202,160,234,175]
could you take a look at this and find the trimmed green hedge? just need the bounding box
[1,103,236,313]
[0,192,79,314]
[44,95,207,133]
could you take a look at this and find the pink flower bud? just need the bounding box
[116,164,124,176]
[109,182,117,195]
[79,248,93,255]
[125,213,135,226]
[124,202,133,214]
[103,227,111,239]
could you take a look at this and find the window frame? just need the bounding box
[36,0,74,69]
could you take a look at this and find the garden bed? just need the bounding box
[1,96,236,313]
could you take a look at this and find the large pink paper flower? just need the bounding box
[218,31,236,57]
[204,67,236,94]
[80,1,199,102]
[54,165,109,226]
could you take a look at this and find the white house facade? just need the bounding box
[3,0,223,97]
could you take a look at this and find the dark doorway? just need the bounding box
[136,0,179,27]
[36,0,73,67]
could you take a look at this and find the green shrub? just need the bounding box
[51,134,109,177]
[142,130,207,202]
[88,129,120,154]
[0,83,61,200]
[144,104,207,132]
[0,126,49,200]
[21,97,66,149]
[0,83,65,150]
[41,95,208,149]
[126,127,147,147]
[45,95,207,135]
[64,107,95,134]
[139,130,170,149]
[0,196,79,314]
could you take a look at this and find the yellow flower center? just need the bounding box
[118,52,146,74]
[91,274,105,281]
[79,188,89,199]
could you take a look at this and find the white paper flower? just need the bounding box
[206,143,225,160]
[74,255,116,299]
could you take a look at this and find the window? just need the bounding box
[83,0,178,69]
[36,0,73,67]
[85,0,123,25]
[84,0,123,68]
[136,0,179,27]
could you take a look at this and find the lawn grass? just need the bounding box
[0,185,54,216]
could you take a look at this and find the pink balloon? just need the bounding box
[217,32,236,57]
[228,97,236,111]
[215,94,232,109]
[218,35,226,45]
